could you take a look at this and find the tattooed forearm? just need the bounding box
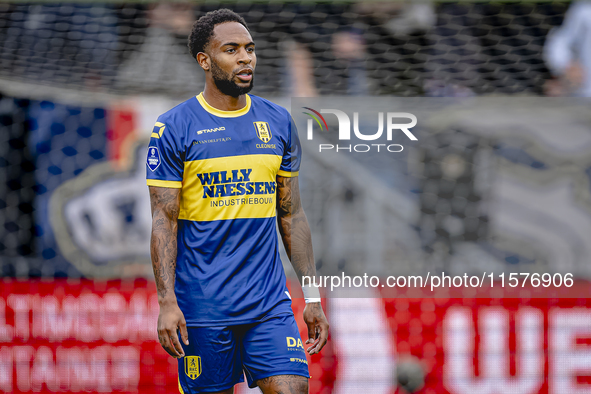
[276,176,316,282]
[149,186,181,304]
[277,175,296,217]
[277,177,329,356]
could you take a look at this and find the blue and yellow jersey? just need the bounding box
[146,93,300,326]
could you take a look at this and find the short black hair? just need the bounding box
[188,9,249,60]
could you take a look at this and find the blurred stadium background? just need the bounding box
[1,1,591,393]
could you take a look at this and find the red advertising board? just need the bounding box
[0,279,334,394]
[2,279,591,394]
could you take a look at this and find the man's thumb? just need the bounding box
[307,323,315,344]
[179,319,189,345]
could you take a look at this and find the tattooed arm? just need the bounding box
[276,176,329,355]
[149,186,188,358]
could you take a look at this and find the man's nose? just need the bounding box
[237,48,252,64]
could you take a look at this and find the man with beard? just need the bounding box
[146,9,329,394]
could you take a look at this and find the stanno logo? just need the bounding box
[303,107,418,153]
[197,126,225,135]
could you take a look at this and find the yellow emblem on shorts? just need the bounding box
[254,122,272,143]
[185,356,202,380]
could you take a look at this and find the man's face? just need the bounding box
[207,22,256,97]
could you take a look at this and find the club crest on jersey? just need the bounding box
[254,122,272,143]
[185,356,202,380]
[146,147,160,172]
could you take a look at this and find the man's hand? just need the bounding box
[303,302,329,355]
[564,61,585,89]
[157,301,189,358]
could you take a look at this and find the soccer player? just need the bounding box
[146,9,329,394]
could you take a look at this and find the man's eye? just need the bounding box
[226,49,235,53]
[247,47,255,53]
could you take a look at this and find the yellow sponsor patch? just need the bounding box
[179,154,282,222]
[184,356,201,380]
[286,337,305,349]
[254,122,272,143]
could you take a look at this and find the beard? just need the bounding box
[211,60,254,97]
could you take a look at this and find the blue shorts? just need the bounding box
[178,313,310,393]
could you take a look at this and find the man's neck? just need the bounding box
[202,86,247,111]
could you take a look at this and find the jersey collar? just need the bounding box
[196,92,251,118]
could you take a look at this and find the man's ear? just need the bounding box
[197,52,210,71]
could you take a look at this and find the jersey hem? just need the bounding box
[277,170,299,177]
[147,179,183,188]
[184,310,293,327]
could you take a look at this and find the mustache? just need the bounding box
[233,67,254,76]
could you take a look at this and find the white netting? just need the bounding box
[0,2,569,98]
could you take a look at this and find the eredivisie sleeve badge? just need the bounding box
[147,146,160,172]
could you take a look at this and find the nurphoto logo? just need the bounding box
[302,107,418,153]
